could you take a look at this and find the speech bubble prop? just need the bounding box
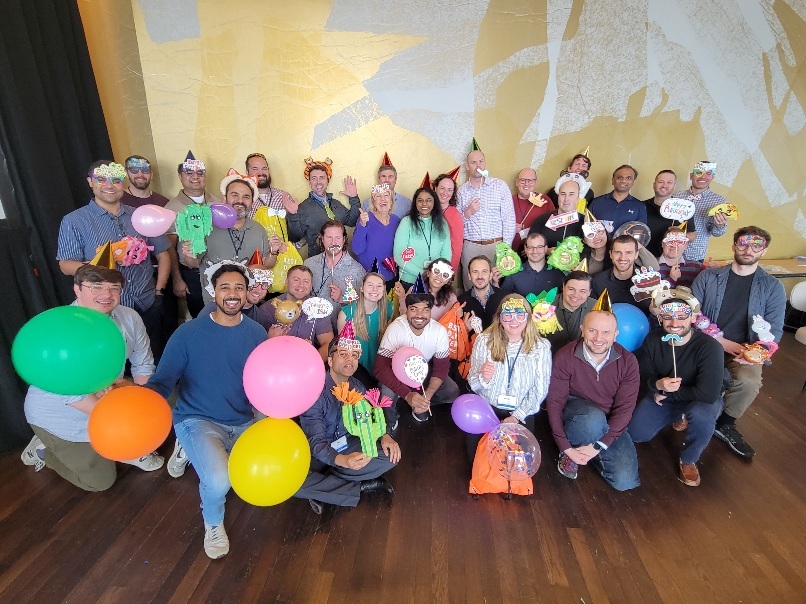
[660,198,695,222]
[301,297,333,320]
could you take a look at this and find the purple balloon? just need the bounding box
[451,394,500,434]
[210,203,238,229]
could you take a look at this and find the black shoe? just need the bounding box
[412,410,429,423]
[308,499,324,515]
[714,424,755,459]
[359,477,395,496]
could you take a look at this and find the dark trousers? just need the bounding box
[137,295,165,364]
[180,264,204,318]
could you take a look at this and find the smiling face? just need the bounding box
[612,167,636,193]
[361,274,385,303]
[308,167,329,197]
[179,167,206,196]
[406,301,432,332]
[435,177,455,208]
[285,268,313,300]
[74,281,122,314]
[88,174,124,206]
[653,172,676,199]
[582,311,618,356]
[516,168,537,199]
[562,278,591,312]
[246,155,270,188]
[658,302,694,339]
[557,180,580,212]
[610,240,637,274]
[415,190,435,217]
[661,234,687,261]
[226,181,254,218]
[690,168,714,191]
[524,234,548,264]
[126,162,152,191]
[371,189,393,214]
[569,157,590,174]
[213,270,247,316]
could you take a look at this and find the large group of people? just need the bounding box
[20,148,787,560]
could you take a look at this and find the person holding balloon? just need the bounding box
[464,294,551,460]
[20,264,164,490]
[295,325,399,514]
[145,264,267,559]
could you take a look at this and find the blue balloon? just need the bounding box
[612,303,650,352]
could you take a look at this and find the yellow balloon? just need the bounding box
[228,418,311,506]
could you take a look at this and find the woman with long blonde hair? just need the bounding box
[465,293,552,459]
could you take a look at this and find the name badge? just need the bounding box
[331,435,348,452]
[497,394,517,410]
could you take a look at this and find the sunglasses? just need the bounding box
[92,175,124,186]
[127,167,151,174]
[430,266,453,281]
[500,310,529,323]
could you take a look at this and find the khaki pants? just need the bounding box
[723,359,763,420]
[32,425,116,492]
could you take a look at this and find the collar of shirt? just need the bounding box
[471,286,493,306]
[581,343,611,371]
[310,192,329,205]
[88,198,129,217]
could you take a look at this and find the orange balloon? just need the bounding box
[88,386,172,461]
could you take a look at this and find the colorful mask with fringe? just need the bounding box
[547,236,584,272]
[526,289,562,335]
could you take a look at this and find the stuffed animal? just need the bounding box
[694,313,723,339]
[273,298,301,325]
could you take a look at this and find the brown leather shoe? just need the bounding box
[672,416,688,432]
[679,460,700,487]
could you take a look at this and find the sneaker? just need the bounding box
[672,416,688,432]
[21,435,46,472]
[203,523,230,559]
[678,460,701,487]
[124,452,165,471]
[412,410,429,423]
[167,439,189,477]
[714,424,755,459]
[557,452,578,480]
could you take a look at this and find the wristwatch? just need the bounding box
[592,441,604,451]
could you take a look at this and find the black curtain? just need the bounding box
[0,0,113,453]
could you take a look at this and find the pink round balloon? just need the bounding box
[243,336,326,418]
[210,203,238,229]
[131,205,176,238]
[391,346,425,389]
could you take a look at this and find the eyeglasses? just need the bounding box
[517,178,537,184]
[337,349,361,361]
[81,283,122,294]
[500,310,529,323]
[659,313,691,322]
[182,169,206,177]
[92,175,124,186]
[663,239,686,247]
[525,244,547,251]
[127,167,151,174]
[430,266,453,281]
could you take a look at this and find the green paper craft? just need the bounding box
[495,242,522,277]
[175,205,213,255]
[547,236,584,272]
[342,398,386,457]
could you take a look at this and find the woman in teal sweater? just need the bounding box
[393,187,452,287]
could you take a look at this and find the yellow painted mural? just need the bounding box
[80,0,805,260]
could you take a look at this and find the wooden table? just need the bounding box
[758,258,806,279]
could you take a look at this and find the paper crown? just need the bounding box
[182,151,205,172]
[592,289,612,312]
[555,172,592,198]
[411,273,428,295]
[303,157,333,180]
[220,168,259,199]
[381,152,394,168]
[248,248,263,266]
[471,137,482,152]
[649,286,701,316]
[92,163,126,180]
[89,241,116,269]
[420,172,432,189]
[446,165,461,182]
[337,320,362,351]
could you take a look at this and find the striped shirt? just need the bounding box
[56,200,170,311]
[456,177,516,244]
[671,188,728,261]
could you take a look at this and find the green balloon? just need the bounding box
[12,306,126,395]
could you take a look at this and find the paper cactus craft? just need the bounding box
[176,204,213,255]
[495,242,522,276]
[547,236,584,272]
[526,289,562,335]
[333,384,389,457]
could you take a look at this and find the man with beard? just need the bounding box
[304,220,366,304]
[628,288,724,486]
[590,235,651,315]
[691,226,785,459]
[588,165,647,232]
[458,255,507,329]
[672,161,729,262]
[244,152,298,218]
[181,172,276,303]
[121,155,169,208]
[546,307,640,491]
[295,325,399,514]
[146,264,266,559]
[165,152,222,317]
[643,170,696,257]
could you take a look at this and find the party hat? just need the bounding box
[678,220,688,231]
[592,289,612,312]
[341,277,359,304]
[248,248,263,266]
[471,138,482,152]
[337,320,362,351]
[582,146,590,157]
[370,258,379,273]
[573,258,588,273]
[382,257,397,275]
[446,165,461,182]
[90,242,116,269]
[411,273,428,295]
[419,172,431,189]
[182,150,205,172]
[381,152,393,168]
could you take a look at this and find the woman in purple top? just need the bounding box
[351,183,401,287]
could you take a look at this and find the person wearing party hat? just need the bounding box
[361,154,412,219]
[375,274,459,426]
[545,290,641,491]
[21,264,163,490]
[57,159,171,356]
[295,321,399,514]
[657,225,705,288]
[628,287,724,486]
[671,160,729,262]
[545,148,596,209]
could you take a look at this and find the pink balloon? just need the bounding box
[243,336,326,418]
[210,203,238,229]
[131,205,176,238]
[392,346,425,389]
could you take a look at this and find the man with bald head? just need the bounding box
[545,309,641,491]
[456,150,516,289]
[510,167,554,252]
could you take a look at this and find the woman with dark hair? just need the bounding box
[393,187,451,288]
[395,257,457,321]
[433,174,463,273]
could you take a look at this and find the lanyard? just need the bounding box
[505,342,524,392]
[416,219,433,258]
[228,226,247,258]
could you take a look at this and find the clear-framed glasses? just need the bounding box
[430,266,453,281]
[92,175,124,186]
[81,283,122,294]
[517,178,537,184]
[525,244,547,251]
[500,310,529,323]
[337,349,361,361]
[735,235,766,252]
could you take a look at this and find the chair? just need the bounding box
[790,281,806,390]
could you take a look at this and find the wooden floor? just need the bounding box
[1,335,805,604]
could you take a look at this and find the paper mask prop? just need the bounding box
[273,298,301,325]
[630,266,670,302]
[649,286,701,317]
[337,320,362,351]
[202,259,254,298]
[403,354,429,386]
[692,161,716,176]
[707,203,740,219]
[694,313,723,339]
[176,205,213,255]
[303,156,333,180]
[582,209,607,238]
[545,211,579,231]
[301,297,334,320]
[252,269,274,285]
[371,182,391,196]
[592,289,612,312]
[334,383,387,457]
[614,221,651,248]
[92,163,126,181]
[182,151,205,173]
[126,157,150,170]
[527,289,562,335]
[660,198,696,222]
[118,236,153,266]
[547,236,584,272]
[495,242,522,277]
[662,228,689,244]
[554,172,592,198]
[90,242,116,269]
[341,277,359,304]
[736,234,766,250]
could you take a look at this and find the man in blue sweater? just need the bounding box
[691,226,785,459]
[146,264,266,559]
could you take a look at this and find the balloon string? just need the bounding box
[421,384,432,416]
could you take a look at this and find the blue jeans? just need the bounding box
[174,417,254,526]
[628,395,723,465]
[562,397,639,491]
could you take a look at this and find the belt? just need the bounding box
[466,237,503,246]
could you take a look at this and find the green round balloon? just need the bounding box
[12,306,126,395]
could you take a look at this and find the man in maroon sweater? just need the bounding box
[546,310,641,490]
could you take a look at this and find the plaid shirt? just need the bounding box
[250,186,292,218]
[456,177,516,244]
[672,188,728,261]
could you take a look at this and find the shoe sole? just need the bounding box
[167,462,188,478]
[713,430,755,459]
[678,475,700,487]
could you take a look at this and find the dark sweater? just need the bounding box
[636,329,724,403]
[458,286,507,329]
[590,268,651,316]
[546,340,640,451]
